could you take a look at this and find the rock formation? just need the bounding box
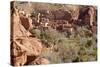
[10,1,49,66]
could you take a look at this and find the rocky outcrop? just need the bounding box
[19,37,43,56]
[78,6,97,26]
[11,4,32,39]
[11,37,43,66]
[10,2,49,66]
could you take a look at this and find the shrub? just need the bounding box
[30,28,41,38]
[57,38,80,62]
[77,36,97,62]
[40,27,65,47]
[31,25,97,63]
[76,26,92,37]
[41,48,62,64]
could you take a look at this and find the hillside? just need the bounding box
[10,1,97,66]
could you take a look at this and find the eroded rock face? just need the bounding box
[11,37,43,66]
[71,6,80,21]
[11,7,32,39]
[20,37,43,56]
[30,57,50,65]
[88,7,97,26]
[11,3,43,66]
[50,10,72,21]
[11,41,23,57]
[78,6,97,26]
[20,16,33,30]
[12,51,27,66]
